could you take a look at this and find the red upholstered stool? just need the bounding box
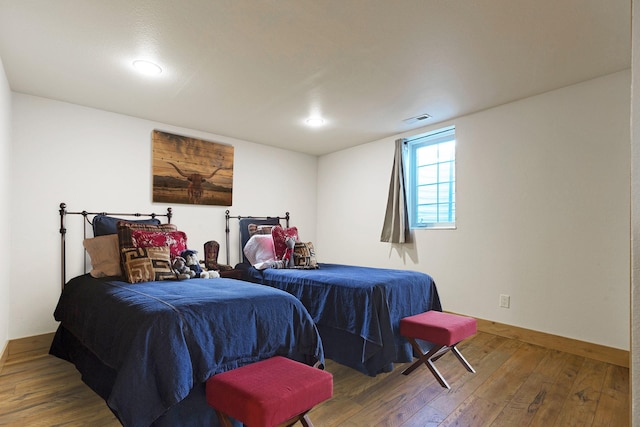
[400,310,477,389]
[206,356,333,427]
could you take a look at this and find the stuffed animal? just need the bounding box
[172,256,195,280]
[283,236,296,268]
[181,249,220,279]
[204,269,220,278]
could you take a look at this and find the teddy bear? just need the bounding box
[181,249,220,279]
[172,256,195,280]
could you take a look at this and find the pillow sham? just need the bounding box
[93,215,162,236]
[116,221,178,250]
[293,242,319,269]
[238,218,281,264]
[83,234,122,278]
[121,246,175,283]
[248,223,275,237]
[130,229,187,259]
[243,234,277,266]
[271,225,299,260]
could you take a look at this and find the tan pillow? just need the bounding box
[83,234,122,278]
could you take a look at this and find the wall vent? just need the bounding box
[403,113,432,124]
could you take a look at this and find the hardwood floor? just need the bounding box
[0,331,629,426]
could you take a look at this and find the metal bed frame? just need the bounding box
[224,210,289,266]
[58,202,173,290]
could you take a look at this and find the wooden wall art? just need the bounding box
[152,130,234,206]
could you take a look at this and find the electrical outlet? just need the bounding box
[499,294,510,308]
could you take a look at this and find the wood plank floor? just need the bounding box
[0,331,629,426]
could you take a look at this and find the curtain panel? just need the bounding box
[380,138,411,243]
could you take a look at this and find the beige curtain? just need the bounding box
[380,138,411,243]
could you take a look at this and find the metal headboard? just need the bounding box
[59,202,173,290]
[224,210,289,266]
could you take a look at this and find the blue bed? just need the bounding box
[225,212,442,376]
[50,274,323,427]
[242,263,441,376]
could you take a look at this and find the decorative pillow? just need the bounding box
[243,234,277,266]
[239,218,280,264]
[93,215,162,236]
[248,223,275,237]
[116,221,178,250]
[121,246,175,283]
[83,234,122,278]
[293,242,319,269]
[271,225,299,260]
[130,229,188,259]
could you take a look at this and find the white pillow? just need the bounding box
[243,234,277,267]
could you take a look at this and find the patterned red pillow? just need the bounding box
[271,225,298,260]
[130,229,188,259]
[116,221,177,249]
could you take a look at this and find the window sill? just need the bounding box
[412,225,457,230]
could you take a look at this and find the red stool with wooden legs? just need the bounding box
[400,310,477,389]
[206,356,333,427]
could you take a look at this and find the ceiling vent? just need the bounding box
[403,113,432,125]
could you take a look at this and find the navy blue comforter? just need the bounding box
[244,263,441,375]
[52,275,323,427]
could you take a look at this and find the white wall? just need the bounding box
[318,70,631,351]
[9,94,318,339]
[0,57,11,355]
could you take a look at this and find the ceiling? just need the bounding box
[0,0,631,156]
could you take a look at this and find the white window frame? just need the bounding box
[406,126,456,229]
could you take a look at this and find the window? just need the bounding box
[406,126,456,229]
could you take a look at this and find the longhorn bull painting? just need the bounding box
[152,130,234,206]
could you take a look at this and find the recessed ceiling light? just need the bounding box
[132,60,162,75]
[305,117,325,127]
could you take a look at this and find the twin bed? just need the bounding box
[226,211,442,376]
[51,205,441,427]
[243,264,441,376]
[51,205,323,427]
